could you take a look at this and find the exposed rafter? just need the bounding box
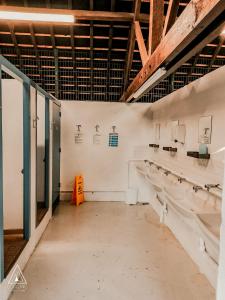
[148,0,164,54]
[208,35,225,71]
[121,0,225,102]
[134,21,148,66]
[162,0,180,37]
[123,0,142,91]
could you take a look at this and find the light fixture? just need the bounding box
[0,11,74,23]
[126,94,134,102]
[133,67,167,99]
[221,28,225,35]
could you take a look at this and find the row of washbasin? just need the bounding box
[136,160,221,264]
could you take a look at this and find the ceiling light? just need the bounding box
[133,68,167,100]
[0,11,74,23]
[126,94,134,102]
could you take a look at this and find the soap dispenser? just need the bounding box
[199,129,209,155]
[199,143,208,155]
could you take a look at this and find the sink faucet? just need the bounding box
[193,185,203,193]
[164,170,171,176]
[178,177,185,183]
[204,184,221,192]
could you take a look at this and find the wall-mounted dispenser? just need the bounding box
[174,124,186,145]
[171,120,179,141]
[198,116,212,144]
[109,126,119,147]
[74,124,83,144]
[155,123,160,141]
[93,125,101,145]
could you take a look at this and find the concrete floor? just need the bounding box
[10,202,215,300]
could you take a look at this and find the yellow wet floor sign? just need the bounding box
[72,175,84,206]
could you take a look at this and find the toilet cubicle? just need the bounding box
[0,55,61,289]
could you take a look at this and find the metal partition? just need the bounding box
[0,55,56,281]
[52,102,61,211]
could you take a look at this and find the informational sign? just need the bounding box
[72,175,84,206]
[75,124,83,144]
[198,116,212,144]
[93,125,102,145]
[109,126,119,147]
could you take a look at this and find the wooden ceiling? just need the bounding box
[0,0,224,102]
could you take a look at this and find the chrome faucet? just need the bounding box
[164,170,171,176]
[193,185,203,193]
[204,184,221,192]
[178,177,185,183]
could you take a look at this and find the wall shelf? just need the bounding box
[187,151,210,160]
[149,144,159,148]
[163,147,177,152]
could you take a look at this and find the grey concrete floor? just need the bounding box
[10,202,215,300]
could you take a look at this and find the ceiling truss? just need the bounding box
[0,0,224,102]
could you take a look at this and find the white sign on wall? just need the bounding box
[93,125,102,145]
[75,124,83,144]
[198,116,212,144]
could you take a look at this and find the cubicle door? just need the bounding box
[36,93,46,205]
[52,102,61,210]
[36,92,49,227]
[2,80,24,233]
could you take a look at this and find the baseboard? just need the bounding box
[60,191,126,202]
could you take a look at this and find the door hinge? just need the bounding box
[59,111,61,117]
[58,182,61,188]
[59,147,61,153]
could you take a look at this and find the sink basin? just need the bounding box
[145,173,162,193]
[136,166,147,176]
[196,213,221,264]
[197,213,221,240]
[145,164,163,193]
[186,190,221,214]
[163,177,221,215]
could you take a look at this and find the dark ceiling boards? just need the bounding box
[0,0,224,102]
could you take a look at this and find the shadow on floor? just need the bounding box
[4,231,27,276]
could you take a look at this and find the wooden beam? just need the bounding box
[162,0,179,37]
[0,6,149,23]
[54,48,59,99]
[123,0,142,91]
[185,52,200,85]
[121,0,225,102]
[148,0,164,54]
[134,21,148,65]
[90,0,94,99]
[208,35,225,70]
[107,0,116,98]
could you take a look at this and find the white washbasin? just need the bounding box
[145,173,163,193]
[196,213,221,264]
[186,190,221,214]
[164,177,221,214]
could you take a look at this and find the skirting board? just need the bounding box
[60,191,126,202]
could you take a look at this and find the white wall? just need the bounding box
[2,79,23,230]
[61,65,225,201]
[60,101,151,201]
[146,65,225,187]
